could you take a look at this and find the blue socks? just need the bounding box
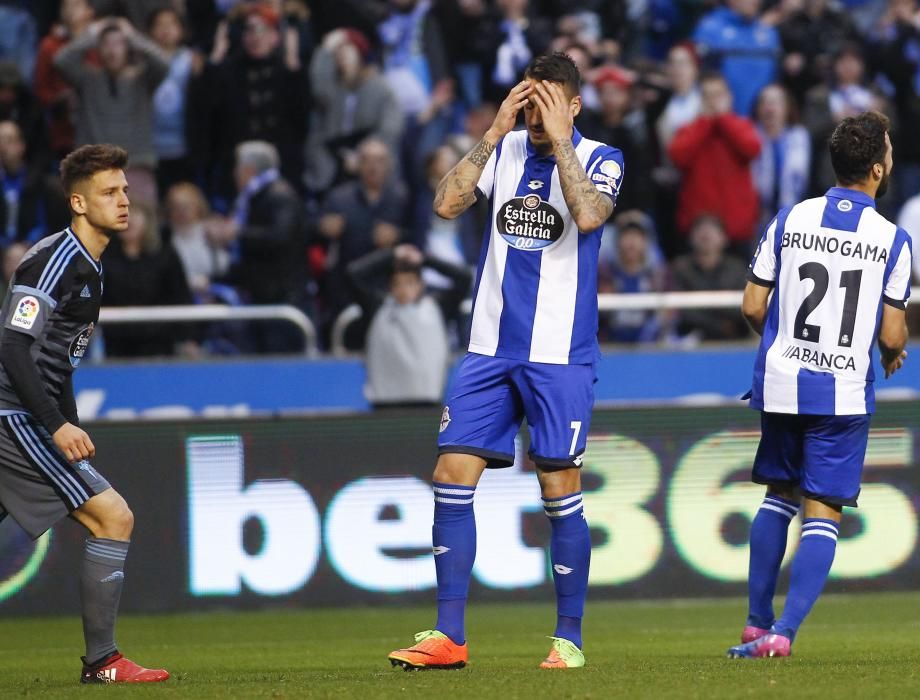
[746,495,798,629]
[432,482,476,645]
[544,492,591,649]
[773,518,839,641]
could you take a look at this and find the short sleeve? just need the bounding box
[883,228,912,309]
[586,146,625,201]
[3,251,63,339]
[475,146,499,200]
[748,216,779,287]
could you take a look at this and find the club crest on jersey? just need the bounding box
[497,194,564,251]
[69,323,95,367]
[10,296,39,329]
[837,199,853,212]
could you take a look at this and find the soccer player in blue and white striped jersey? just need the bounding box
[728,112,910,659]
[388,53,623,671]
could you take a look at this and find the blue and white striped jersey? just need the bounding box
[748,187,912,415]
[469,128,624,365]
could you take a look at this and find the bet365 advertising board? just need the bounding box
[2,404,919,614]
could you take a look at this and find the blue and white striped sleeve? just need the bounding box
[748,216,779,287]
[586,145,625,201]
[883,228,912,309]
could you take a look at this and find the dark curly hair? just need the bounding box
[525,52,581,95]
[60,144,128,194]
[829,111,891,186]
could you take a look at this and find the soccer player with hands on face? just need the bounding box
[389,53,624,671]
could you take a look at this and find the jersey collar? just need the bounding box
[825,187,876,210]
[526,127,583,159]
[66,227,102,272]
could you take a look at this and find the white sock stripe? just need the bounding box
[763,497,798,514]
[432,486,475,496]
[434,496,474,505]
[759,503,797,519]
[802,521,839,533]
[544,503,584,518]
[801,530,838,541]
[542,494,583,509]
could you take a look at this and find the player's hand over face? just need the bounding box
[531,81,575,143]
[884,350,908,379]
[487,81,532,140]
[53,423,96,463]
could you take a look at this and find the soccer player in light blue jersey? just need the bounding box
[729,111,910,658]
[388,53,624,671]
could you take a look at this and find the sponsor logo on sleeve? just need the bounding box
[10,296,39,330]
[592,160,622,194]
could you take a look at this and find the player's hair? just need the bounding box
[525,52,581,94]
[829,111,890,186]
[59,144,128,195]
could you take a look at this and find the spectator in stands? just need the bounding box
[318,137,408,327]
[306,28,403,195]
[0,120,68,246]
[897,191,920,282]
[484,0,553,102]
[751,84,811,231]
[0,62,46,169]
[580,65,652,214]
[873,0,920,208]
[348,243,471,407]
[0,240,27,304]
[643,41,703,256]
[693,0,780,117]
[33,0,95,160]
[54,17,169,205]
[669,72,761,254]
[802,43,880,195]
[163,182,230,298]
[432,0,495,107]
[770,0,859,102]
[0,3,37,81]
[196,4,307,200]
[411,145,482,267]
[149,6,199,195]
[225,140,305,312]
[598,211,665,343]
[101,200,196,358]
[669,214,749,341]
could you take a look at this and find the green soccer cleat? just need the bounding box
[539,637,585,669]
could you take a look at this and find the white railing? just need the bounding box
[99,304,318,356]
[332,291,748,356]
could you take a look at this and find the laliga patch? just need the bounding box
[10,296,39,330]
[599,159,622,180]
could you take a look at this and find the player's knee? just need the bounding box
[98,494,134,539]
[432,453,483,486]
[538,467,581,499]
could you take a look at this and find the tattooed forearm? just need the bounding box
[553,138,615,231]
[433,137,497,219]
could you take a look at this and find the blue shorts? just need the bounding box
[437,353,595,471]
[751,412,871,507]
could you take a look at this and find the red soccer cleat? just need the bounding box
[80,652,170,684]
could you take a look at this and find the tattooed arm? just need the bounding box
[553,138,615,232]
[433,137,497,219]
[433,81,532,219]
[532,80,615,232]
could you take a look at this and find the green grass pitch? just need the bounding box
[2,592,919,698]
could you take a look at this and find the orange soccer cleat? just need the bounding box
[388,630,468,670]
[80,652,170,684]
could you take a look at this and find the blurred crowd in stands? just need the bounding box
[1,0,920,360]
